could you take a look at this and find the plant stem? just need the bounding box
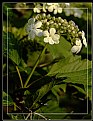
[34,112,47,120]
[24,44,47,88]
[16,66,23,88]
[13,102,21,111]
[25,113,31,120]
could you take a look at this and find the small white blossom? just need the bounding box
[43,28,60,45]
[71,39,82,54]
[25,18,43,39]
[81,31,87,47]
[65,3,70,6]
[33,7,41,13]
[42,3,47,12]
[82,31,85,38]
[47,3,62,14]
[83,37,87,48]
[54,6,62,14]
[73,9,83,18]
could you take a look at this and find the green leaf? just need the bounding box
[9,49,21,65]
[48,55,92,91]
[32,82,54,108]
[88,85,92,100]
[3,91,14,106]
[36,98,67,119]
[51,84,66,101]
[3,32,21,65]
[47,36,72,60]
[3,32,18,53]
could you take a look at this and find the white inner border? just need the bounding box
[6,6,89,115]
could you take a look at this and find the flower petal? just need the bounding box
[48,6,54,12]
[82,31,85,39]
[25,24,34,33]
[71,45,79,53]
[58,8,62,13]
[83,37,87,47]
[54,9,57,14]
[43,30,49,37]
[50,28,56,36]
[44,37,49,43]
[48,37,54,44]
[54,39,59,44]
[28,18,35,25]
[33,8,37,13]
[28,30,36,39]
[53,34,60,40]
[76,39,81,46]
[76,45,82,54]
[35,21,42,28]
[34,8,40,13]
[65,3,70,6]
[35,29,43,37]
[71,43,82,54]
[47,3,53,5]
[25,24,30,33]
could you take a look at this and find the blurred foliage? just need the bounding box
[3,2,92,120]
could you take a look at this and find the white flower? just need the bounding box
[82,31,85,38]
[81,31,87,47]
[71,39,82,54]
[83,37,87,48]
[54,6,62,14]
[65,3,70,6]
[42,3,47,12]
[47,3,62,14]
[33,7,41,13]
[43,28,60,45]
[25,18,43,39]
[73,9,83,18]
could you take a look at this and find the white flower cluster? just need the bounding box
[25,15,87,54]
[33,3,83,18]
[46,3,62,14]
[25,18,60,45]
[33,3,70,15]
[71,31,87,54]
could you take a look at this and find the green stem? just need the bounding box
[16,66,23,88]
[24,44,47,88]
[34,112,47,120]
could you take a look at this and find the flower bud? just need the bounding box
[46,22,49,25]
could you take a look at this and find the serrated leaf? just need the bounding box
[48,55,92,91]
[3,91,14,106]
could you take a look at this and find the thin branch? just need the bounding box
[25,110,32,120]
[25,113,31,120]
[34,112,47,120]
[24,44,47,88]
[16,66,23,88]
